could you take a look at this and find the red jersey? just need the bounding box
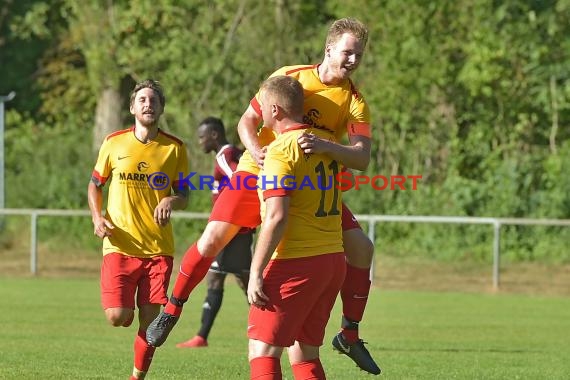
[212,144,242,203]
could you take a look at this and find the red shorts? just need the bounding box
[100,253,173,310]
[248,253,346,347]
[210,171,362,232]
[208,171,261,228]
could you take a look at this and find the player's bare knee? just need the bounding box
[198,221,242,256]
[198,230,229,257]
[105,309,131,327]
[197,236,219,257]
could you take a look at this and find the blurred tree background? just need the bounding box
[0,0,568,263]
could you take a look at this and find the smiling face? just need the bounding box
[130,87,164,127]
[325,33,365,81]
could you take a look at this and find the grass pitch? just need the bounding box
[0,277,569,379]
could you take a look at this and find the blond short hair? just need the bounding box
[260,76,304,117]
[325,17,368,48]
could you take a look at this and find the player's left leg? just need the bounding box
[288,342,325,380]
[340,227,374,340]
[333,204,381,375]
[292,252,345,380]
[131,303,161,380]
[249,340,284,380]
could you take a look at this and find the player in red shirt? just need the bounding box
[176,117,254,348]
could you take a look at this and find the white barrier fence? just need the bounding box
[1,208,570,290]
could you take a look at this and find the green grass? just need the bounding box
[1,278,569,379]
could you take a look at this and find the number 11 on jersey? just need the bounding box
[314,160,340,217]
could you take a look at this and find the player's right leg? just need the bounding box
[101,252,139,327]
[104,307,134,327]
[249,339,285,380]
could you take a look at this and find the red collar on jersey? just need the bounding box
[281,123,309,133]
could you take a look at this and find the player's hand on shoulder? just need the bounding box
[93,217,114,238]
[298,132,328,154]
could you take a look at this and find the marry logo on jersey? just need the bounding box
[117,161,170,190]
[118,172,153,181]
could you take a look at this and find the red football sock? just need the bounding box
[340,263,371,343]
[164,243,215,316]
[291,359,325,380]
[250,356,282,380]
[133,329,155,372]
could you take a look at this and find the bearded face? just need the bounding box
[130,87,164,127]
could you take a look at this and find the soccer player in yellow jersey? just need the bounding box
[242,18,380,375]
[147,18,381,375]
[88,79,189,380]
[247,75,345,380]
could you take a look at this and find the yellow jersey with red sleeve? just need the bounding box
[236,64,371,175]
[91,127,189,258]
[258,125,343,260]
